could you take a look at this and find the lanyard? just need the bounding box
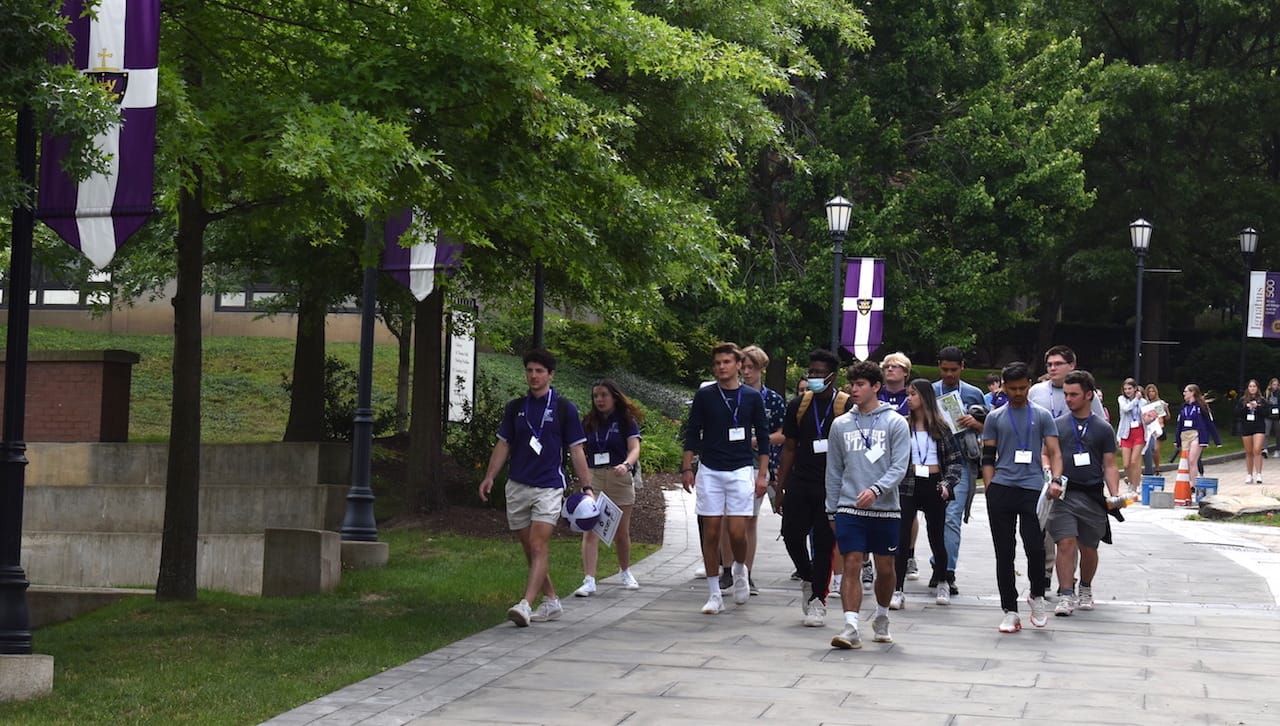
[1049,387,1064,418]
[913,429,930,462]
[592,416,616,451]
[855,410,883,448]
[1012,405,1034,452]
[525,388,555,440]
[719,386,742,426]
[1071,416,1089,454]
[812,393,835,438]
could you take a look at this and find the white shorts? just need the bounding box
[694,465,755,517]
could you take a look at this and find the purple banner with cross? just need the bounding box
[382,209,463,301]
[841,257,885,361]
[37,0,160,269]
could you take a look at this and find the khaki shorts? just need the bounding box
[589,467,635,506]
[1180,430,1199,450]
[505,480,563,530]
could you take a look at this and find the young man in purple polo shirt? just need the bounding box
[479,349,592,627]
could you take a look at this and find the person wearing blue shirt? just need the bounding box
[932,346,985,595]
[681,342,771,614]
[479,349,592,627]
[982,361,1063,634]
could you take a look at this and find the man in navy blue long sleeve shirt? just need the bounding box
[682,342,770,614]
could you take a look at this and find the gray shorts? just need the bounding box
[1047,490,1108,549]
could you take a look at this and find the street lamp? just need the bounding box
[1129,218,1152,382]
[825,196,853,353]
[1238,226,1260,391]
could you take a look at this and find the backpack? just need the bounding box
[795,390,852,425]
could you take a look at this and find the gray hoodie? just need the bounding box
[825,401,910,517]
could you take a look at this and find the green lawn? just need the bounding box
[1,529,654,724]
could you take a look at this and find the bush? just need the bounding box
[638,407,684,473]
[1174,338,1280,393]
[606,368,693,420]
[547,318,631,372]
[445,369,508,496]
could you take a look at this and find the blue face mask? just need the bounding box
[807,377,829,394]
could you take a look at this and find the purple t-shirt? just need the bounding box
[497,388,587,488]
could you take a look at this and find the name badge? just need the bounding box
[1073,452,1091,467]
[1248,413,1256,422]
[728,426,746,442]
[865,444,884,462]
[1130,418,1141,428]
[1272,407,1279,416]
[914,464,930,478]
[812,439,829,454]
[1014,449,1033,464]
[529,436,543,455]
[594,452,610,466]
[1183,420,1193,428]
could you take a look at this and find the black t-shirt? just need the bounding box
[782,392,844,485]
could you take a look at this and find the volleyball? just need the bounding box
[562,492,600,533]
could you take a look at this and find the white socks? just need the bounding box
[707,576,721,596]
[844,611,859,627]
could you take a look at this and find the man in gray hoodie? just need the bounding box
[826,361,910,649]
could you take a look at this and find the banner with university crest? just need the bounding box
[37,0,160,269]
[841,257,885,361]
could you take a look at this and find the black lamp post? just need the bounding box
[0,107,36,655]
[1129,218,1152,382]
[1238,226,1260,392]
[340,221,380,543]
[825,196,852,354]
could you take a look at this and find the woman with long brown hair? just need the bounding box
[573,379,643,597]
[889,378,961,610]
[1175,384,1220,479]
[1236,378,1267,483]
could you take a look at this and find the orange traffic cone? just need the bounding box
[1173,448,1194,506]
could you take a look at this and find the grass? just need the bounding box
[1,529,656,724]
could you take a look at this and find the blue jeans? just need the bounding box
[943,461,974,572]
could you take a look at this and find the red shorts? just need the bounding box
[1119,423,1145,449]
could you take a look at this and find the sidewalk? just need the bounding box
[265,458,1280,726]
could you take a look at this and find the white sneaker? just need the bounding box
[871,613,892,643]
[832,574,843,592]
[831,624,862,649]
[1029,595,1049,628]
[889,591,905,611]
[530,597,562,622]
[573,577,596,597]
[803,600,826,627]
[1246,475,1254,484]
[701,593,724,614]
[732,565,750,605]
[998,611,1021,633]
[801,581,813,615]
[620,570,640,590]
[1257,474,1264,484]
[905,558,919,581]
[935,583,950,606]
[1054,594,1075,617]
[507,599,532,627]
[1078,585,1094,610]
[694,565,706,578]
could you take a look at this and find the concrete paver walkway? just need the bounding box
[265,455,1280,725]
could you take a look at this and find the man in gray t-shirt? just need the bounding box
[1048,370,1121,617]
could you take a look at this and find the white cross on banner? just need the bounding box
[840,257,885,361]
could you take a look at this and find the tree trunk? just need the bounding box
[282,288,327,441]
[155,176,207,601]
[407,289,447,512]
[395,319,411,435]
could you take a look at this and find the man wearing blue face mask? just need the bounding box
[776,349,850,626]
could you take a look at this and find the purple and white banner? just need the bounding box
[382,209,463,301]
[37,0,160,270]
[1247,271,1280,339]
[841,257,885,361]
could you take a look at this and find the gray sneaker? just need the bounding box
[801,581,813,615]
[530,597,562,622]
[1029,595,1049,628]
[1054,593,1075,617]
[803,599,826,627]
[507,599,532,627]
[935,583,950,606]
[831,624,862,649]
[872,613,893,643]
[889,590,905,611]
[861,560,874,591]
[732,566,750,605]
[1078,585,1095,610]
[905,557,919,581]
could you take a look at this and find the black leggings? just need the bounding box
[896,474,948,589]
[781,480,835,601]
[985,482,1047,612]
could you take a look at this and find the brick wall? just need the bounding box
[0,350,139,442]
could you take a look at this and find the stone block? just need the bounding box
[1149,490,1175,509]
[261,528,341,597]
[0,654,54,702]
[341,540,390,569]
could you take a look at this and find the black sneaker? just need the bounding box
[718,569,733,591]
[861,560,874,591]
[749,577,759,596]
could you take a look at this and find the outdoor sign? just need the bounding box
[447,299,477,424]
[382,210,463,301]
[841,257,885,361]
[37,0,161,269]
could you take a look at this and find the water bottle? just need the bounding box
[1106,491,1139,510]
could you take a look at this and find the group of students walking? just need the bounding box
[478,342,1246,646]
